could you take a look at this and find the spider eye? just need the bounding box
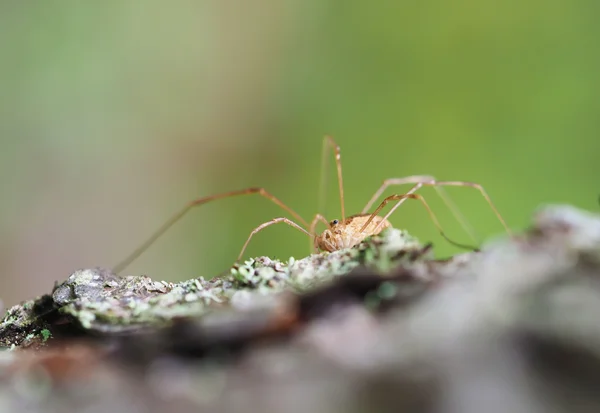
[331,219,339,225]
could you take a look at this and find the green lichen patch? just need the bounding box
[230,227,428,292]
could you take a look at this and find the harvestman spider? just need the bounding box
[113,136,511,273]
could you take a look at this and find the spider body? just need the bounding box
[315,215,392,252]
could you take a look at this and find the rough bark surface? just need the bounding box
[0,204,599,413]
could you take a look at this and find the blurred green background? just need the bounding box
[1,1,598,306]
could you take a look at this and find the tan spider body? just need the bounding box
[314,215,391,252]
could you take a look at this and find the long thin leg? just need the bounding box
[317,136,345,221]
[360,193,477,250]
[308,213,330,252]
[113,187,309,273]
[361,175,478,243]
[362,175,436,213]
[236,217,312,263]
[376,181,512,238]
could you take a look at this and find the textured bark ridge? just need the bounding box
[1,204,600,413]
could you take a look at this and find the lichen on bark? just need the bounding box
[0,227,436,344]
[1,205,600,413]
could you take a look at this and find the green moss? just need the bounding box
[40,329,51,342]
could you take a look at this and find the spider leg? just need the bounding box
[362,176,511,243]
[362,175,436,213]
[236,217,312,263]
[318,135,345,221]
[361,193,478,251]
[308,213,330,253]
[377,180,512,238]
[114,187,308,273]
